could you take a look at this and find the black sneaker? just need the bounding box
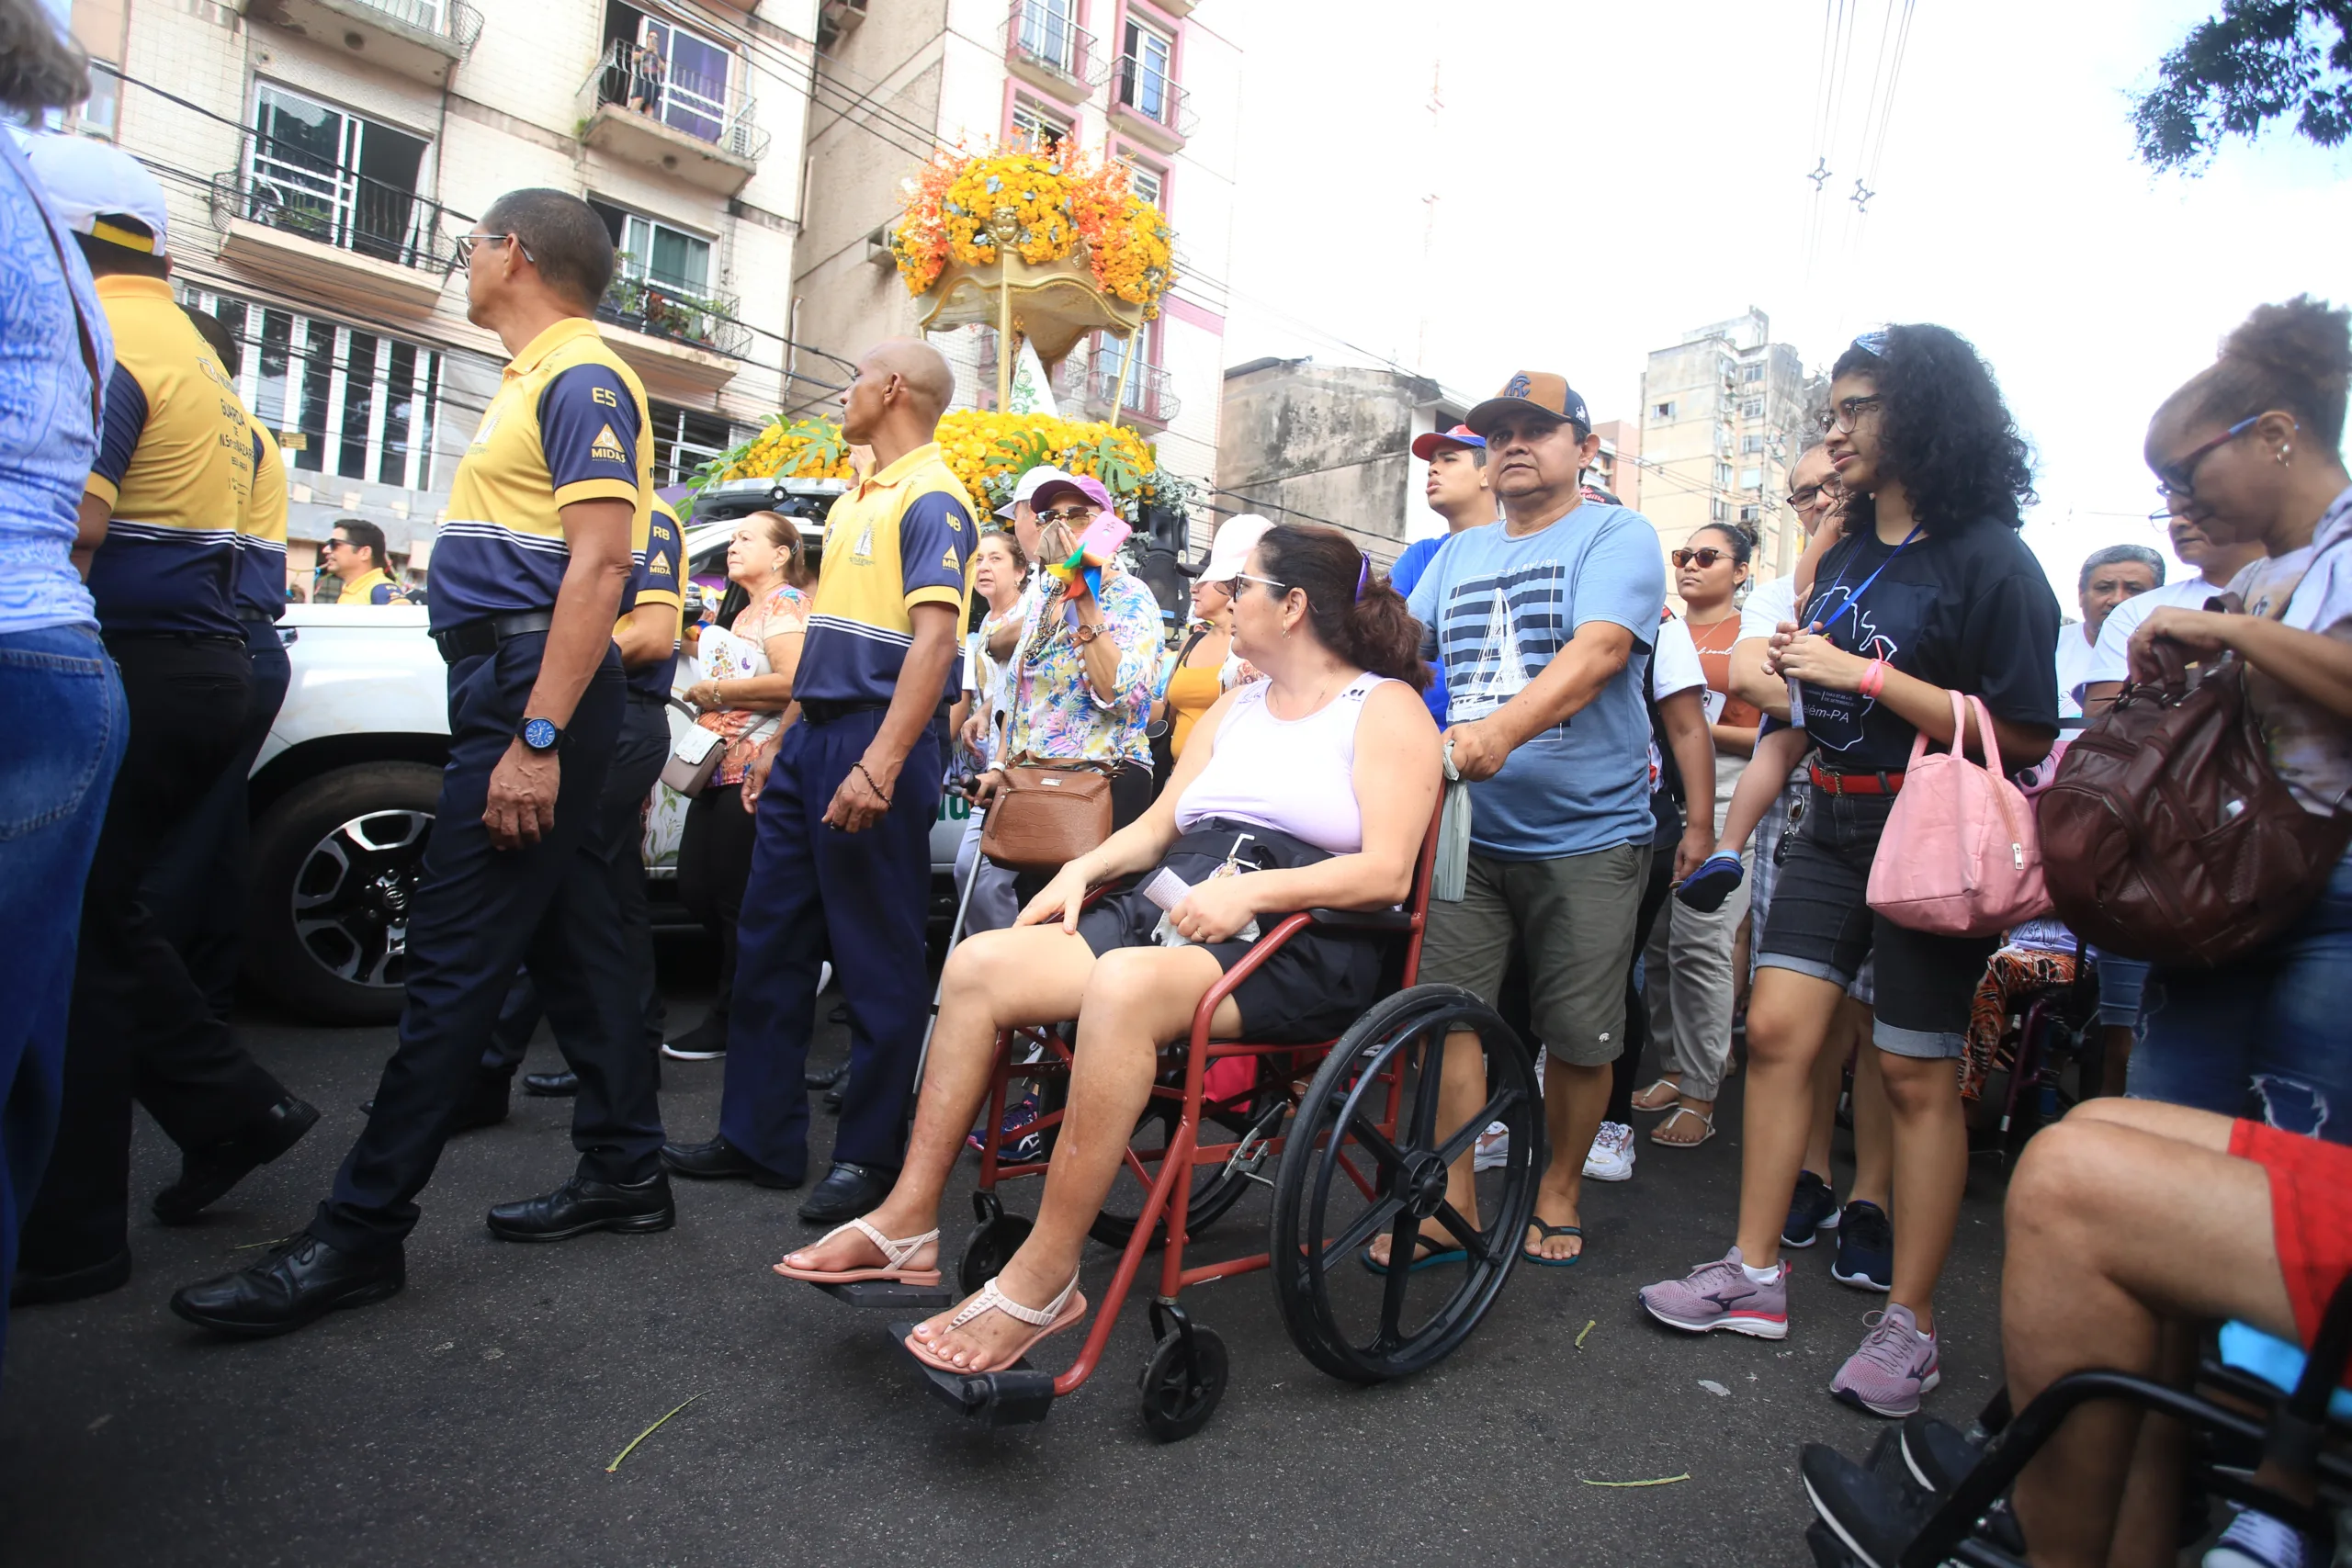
[1801,1443,1928,1568]
[1832,1199,1894,1292]
[1899,1415,1984,1495]
[1783,1168,1841,1248]
[662,1017,727,1062]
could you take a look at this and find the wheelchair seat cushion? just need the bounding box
[1077,818,1391,1043]
[2229,1117,2352,1350]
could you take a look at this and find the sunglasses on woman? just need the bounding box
[1671,547,1736,570]
[1219,571,1287,597]
[1035,504,1100,526]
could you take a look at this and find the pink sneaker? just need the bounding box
[1637,1247,1790,1339]
[1830,1302,1941,1416]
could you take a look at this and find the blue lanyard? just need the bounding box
[1809,524,1922,638]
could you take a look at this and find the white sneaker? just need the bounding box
[2205,1506,2305,1568]
[1474,1122,1510,1171]
[1584,1121,1635,1182]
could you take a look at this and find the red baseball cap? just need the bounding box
[1412,423,1487,462]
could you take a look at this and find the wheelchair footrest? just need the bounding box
[887,1321,1057,1427]
[818,1280,956,1310]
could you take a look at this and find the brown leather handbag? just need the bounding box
[978,758,1115,875]
[2035,597,2352,969]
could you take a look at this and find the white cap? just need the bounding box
[1187,513,1273,581]
[995,463,1070,519]
[23,133,170,256]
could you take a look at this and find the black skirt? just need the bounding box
[1076,817,1389,1042]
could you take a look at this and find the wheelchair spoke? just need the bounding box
[1317,1192,1406,1269]
[1341,1109,1407,1179]
[1374,1211,1418,1349]
[1404,1037,1449,1152]
[1428,1200,1490,1260]
[1432,1086,1521,1168]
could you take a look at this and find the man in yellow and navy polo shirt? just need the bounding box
[664,341,972,1221]
[474,493,685,1110]
[17,139,311,1306]
[174,189,673,1337]
[320,518,409,605]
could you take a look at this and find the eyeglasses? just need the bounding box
[1671,547,1736,570]
[1220,571,1288,597]
[1815,395,1883,435]
[2152,415,2263,501]
[324,539,352,553]
[1035,505,1100,525]
[451,231,533,270]
[1785,483,1827,511]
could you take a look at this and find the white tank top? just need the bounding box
[1174,671,1391,854]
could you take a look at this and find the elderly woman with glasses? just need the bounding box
[974,468,1164,831]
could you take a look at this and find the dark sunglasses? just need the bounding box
[1671,547,1736,570]
[2153,415,2262,501]
[1035,504,1100,525]
[1220,571,1287,597]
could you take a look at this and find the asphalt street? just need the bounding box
[0,938,2013,1567]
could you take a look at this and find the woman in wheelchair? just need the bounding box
[778,524,1441,1374]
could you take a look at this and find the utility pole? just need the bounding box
[1415,61,1442,374]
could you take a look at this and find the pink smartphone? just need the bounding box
[1076,514,1131,560]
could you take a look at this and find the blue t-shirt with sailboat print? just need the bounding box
[1405,502,1666,859]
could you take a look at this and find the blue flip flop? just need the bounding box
[1675,852,1747,913]
[1521,1221,1584,1268]
[1361,1235,1469,1275]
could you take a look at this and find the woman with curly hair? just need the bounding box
[1638,325,2060,1419]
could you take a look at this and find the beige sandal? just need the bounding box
[1631,1077,1683,1113]
[905,1272,1087,1374]
[1651,1104,1717,1147]
[774,1216,942,1287]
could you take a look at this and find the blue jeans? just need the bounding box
[2131,850,2352,1143]
[0,625,128,1356]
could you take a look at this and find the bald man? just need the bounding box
[662,340,978,1224]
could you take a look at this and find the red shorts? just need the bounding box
[2231,1118,2352,1347]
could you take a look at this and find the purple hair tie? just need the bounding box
[1355,553,1370,603]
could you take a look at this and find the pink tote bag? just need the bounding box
[1866,691,2050,937]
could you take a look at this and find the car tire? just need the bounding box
[245,761,442,1026]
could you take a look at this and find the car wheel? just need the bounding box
[245,761,440,1025]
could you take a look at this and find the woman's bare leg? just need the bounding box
[1876,1046,1968,1333]
[1733,967,1847,1266]
[1848,1015,1894,1210]
[782,926,1097,1273]
[911,943,1234,1370]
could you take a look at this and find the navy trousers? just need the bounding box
[720,708,940,1178]
[148,619,290,1019]
[481,692,671,1076]
[312,635,660,1253]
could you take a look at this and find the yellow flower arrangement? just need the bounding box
[888,141,1173,319]
[705,409,1163,516]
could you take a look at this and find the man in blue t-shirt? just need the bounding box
[1403,370,1667,1271]
[1387,422,1491,724]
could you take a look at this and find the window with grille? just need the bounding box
[1011,96,1071,151]
[179,286,445,491]
[649,402,739,488]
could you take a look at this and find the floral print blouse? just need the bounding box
[696,581,808,786]
[1002,568,1159,768]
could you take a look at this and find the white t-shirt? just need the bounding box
[2080,575,2231,702]
[1652,615,1705,699]
[2053,623,2098,725]
[1739,576,1798,645]
[2232,517,2352,816]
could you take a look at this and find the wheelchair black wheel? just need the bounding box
[1086,1061,1289,1250]
[958,1190,1035,1296]
[1270,986,1541,1384]
[1137,1308,1227,1443]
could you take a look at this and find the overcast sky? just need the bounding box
[1215,1,2352,601]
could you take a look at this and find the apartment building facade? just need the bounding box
[793,0,1238,536]
[1636,308,1821,586]
[53,0,815,588]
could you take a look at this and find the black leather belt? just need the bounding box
[236,609,279,625]
[432,610,554,665]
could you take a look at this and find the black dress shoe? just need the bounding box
[169,1232,403,1338]
[522,1069,579,1098]
[11,1249,131,1307]
[804,1063,845,1090]
[660,1135,801,1189]
[485,1172,675,1242]
[798,1161,891,1224]
[152,1096,322,1225]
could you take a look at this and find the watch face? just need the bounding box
[523,717,558,751]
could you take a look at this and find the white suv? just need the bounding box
[245,479,976,1024]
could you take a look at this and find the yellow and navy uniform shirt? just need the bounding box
[798,442,976,707]
[430,316,651,633]
[85,275,251,637]
[236,424,288,622]
[621,494,684,698]
[338,565,407,606]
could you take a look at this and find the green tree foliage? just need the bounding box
[2133,1,2352,170]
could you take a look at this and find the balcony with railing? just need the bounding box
[581,38,769,196]
[1109,51,1193,152]
[209,133,460,317]
[1002,2,1101,104]
[1085,352,1179,426]
[247,0,483,87]
[594,269,746,398]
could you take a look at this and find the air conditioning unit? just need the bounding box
[819,0,868,47]
[865,225,894,268]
